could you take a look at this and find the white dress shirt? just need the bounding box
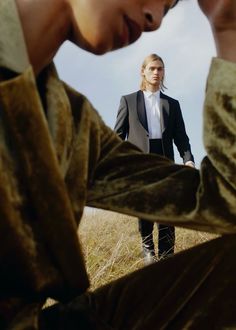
[143,90,162,139]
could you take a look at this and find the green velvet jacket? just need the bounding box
[0,0,236,328]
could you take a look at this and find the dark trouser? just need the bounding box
[139,220,175,258]
[139,139,175,258]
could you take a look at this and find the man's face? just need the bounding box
[142,59,164,89]
[69,0,178,54]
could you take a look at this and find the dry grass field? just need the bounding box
[79,208,217,290]
[45,208,217,307]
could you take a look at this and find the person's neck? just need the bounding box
[15,0,72,75]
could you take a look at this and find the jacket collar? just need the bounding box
[137,90,148,132]
[0,0,30,74]
[137,90,169,134]
[160,97,169,133]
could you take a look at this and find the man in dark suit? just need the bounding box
[114,54,195,264]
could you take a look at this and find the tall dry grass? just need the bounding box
[45,208,217,307]
[79,208,217,290]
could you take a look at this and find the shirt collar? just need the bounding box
[0,0,30,74]
[143,89,160,100]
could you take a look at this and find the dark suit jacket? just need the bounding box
[114,90,194,163]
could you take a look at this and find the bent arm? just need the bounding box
[86,1,236,236]
[173,101,194,164]
[86,58,236,235]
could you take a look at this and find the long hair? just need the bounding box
[140,54,167,92]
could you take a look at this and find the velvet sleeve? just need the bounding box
[86,58,236,236]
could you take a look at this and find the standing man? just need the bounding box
[114,54,195,263]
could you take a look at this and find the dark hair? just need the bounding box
[140,54,167,91]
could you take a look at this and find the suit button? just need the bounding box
[146,134,149,137]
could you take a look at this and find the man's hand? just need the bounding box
[198,0,236,62]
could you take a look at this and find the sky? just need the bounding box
[55,0,216,168]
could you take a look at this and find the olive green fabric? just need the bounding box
[0,0,236,329]
[39,234,236,329]
[87,56,236,232]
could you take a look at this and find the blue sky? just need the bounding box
[55,0,216,168]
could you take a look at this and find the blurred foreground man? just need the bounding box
[0,0,236,329]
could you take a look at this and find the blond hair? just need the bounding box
[140,54,167,91]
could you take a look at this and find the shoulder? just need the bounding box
[122,91,140,101]
[160,92,180,109]
[160,92,179,103]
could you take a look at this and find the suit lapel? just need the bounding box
[136,91,170,134]
[160,93,170,133]
[137,90,148,132]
